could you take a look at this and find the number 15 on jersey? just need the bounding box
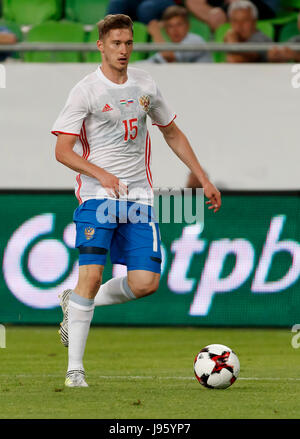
[122,118,138,141]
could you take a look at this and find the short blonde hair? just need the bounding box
[97,14,133,40]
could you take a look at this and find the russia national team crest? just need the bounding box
[84,226,95,240]
[139,95,150,113]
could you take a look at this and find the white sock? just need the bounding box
[94,276,136,307]
[67,291,94,373]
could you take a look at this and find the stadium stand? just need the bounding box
[0,18,22,40]
[2,0,62,25]
[188,15,212,41]
[24,20,85,62]
[0,17,22,59]
[0,0,300,63]
[281,0,300,8]
[65,0,109,24]
[279,18,299,40]
[214,21,274,62]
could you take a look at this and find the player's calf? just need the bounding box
[75,264,104,299]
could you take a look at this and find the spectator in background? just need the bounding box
[107,0,184,24]
[268,13,300,62]
[185,0,278,31]
[147,5,212,63]
[0,25,17,62]
[224,0,272,63]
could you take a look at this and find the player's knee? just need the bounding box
[131,278,160,298]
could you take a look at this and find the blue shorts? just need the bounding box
[73,199,162,273]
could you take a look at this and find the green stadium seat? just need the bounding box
[131,21,149,62]
[279,20,299,41]
[214,21,274,62]
[189,16,211,41]
[265,11,298,26]
[280,0,300,8]
[66,0,109,25]
[24,21,85,63]
[85,21,149,63]
[2,0,62,26]
[85,26,101,63]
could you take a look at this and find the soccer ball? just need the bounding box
[194,344,240,389]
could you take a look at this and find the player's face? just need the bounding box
[230,9,256,41]
[165,16,189,43]
[98,28,133,72]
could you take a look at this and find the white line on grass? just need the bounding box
[0,374,300,381]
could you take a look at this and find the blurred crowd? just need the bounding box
[1,0,300,63]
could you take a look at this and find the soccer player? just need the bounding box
[52,14,221,387]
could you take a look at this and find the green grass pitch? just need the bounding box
[0,326,299,419]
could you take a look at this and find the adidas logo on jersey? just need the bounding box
[102,104,113,112]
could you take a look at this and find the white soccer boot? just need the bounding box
[58,289,72,347]
[65,370,88,388]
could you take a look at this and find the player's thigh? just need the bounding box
[73,199,117,296]
[112,219,162,274]
[74,199,118,264]
[75,264,105,299]
[127,269,160,298]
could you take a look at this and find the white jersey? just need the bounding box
[52,66,176,205]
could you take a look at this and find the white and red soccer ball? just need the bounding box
[194,344,240,389]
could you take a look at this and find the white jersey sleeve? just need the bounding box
[148,83,176,127]
[51,85,89,136]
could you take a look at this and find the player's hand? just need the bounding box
[97,169,128,198]
[203,181,221,213]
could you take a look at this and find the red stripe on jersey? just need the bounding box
[75,174,83,204]
[145,132,148,167]
[51,130,80,136]
[76,121,90,204]
[147,135,152,184]
[79,129,87,159]
[145,132,152,188]
[152,115,177,128]
[82,121,90,159]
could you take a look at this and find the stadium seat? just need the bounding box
[85,21,149,63]
[130,21,149,62]
[189,16,211,41]
[265,11,298,26]
[2,0,62,25]
[24,21,85,62]
[65,0,109,25]
[214,21,274,62]
[279,20,299,41]
[85,26,101,63]
[280,0,300,8]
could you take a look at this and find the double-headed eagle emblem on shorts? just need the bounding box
[84,226,95,240]
[139,95,150,113]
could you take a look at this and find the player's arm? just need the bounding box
[158,121,221,212]
[55,134,127,196]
